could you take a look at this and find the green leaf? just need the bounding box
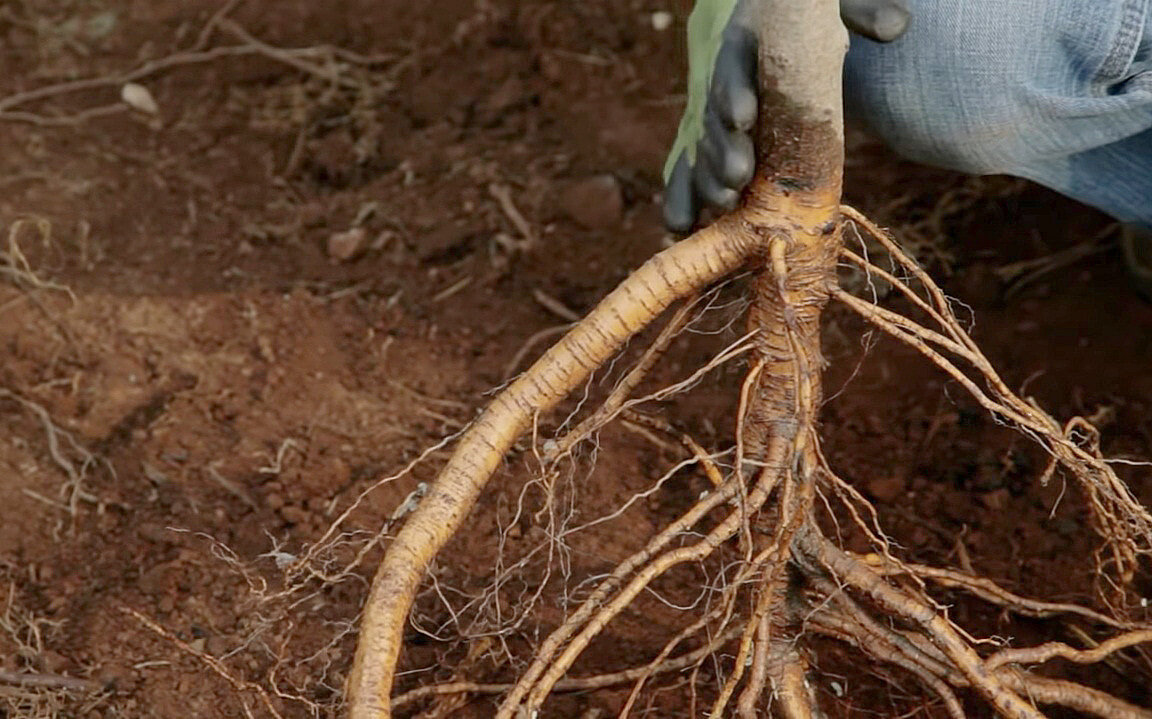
[663,0,741,182]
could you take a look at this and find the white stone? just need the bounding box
[121,83,159,114]
[651,11,673,31]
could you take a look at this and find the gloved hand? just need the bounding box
[663,0,911,232]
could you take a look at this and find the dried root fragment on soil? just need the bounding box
[0,8,397,127]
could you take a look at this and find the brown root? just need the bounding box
[346,0,1152,713]
[357,210,1152,717]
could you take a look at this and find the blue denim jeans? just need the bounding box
[844,0,1152,226]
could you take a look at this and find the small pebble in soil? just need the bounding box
[121,82,159,114]
[206,635,231,657]
[867,475,906,502]
[99,663,136,690]
[138,523,177,546]
[558,175,624,231]
[279,505,310,524]
[327,227,368,262]
[979,488,1010,511]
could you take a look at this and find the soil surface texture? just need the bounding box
[0,2,1149,718]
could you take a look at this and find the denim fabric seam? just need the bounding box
[1098,0,1149,81]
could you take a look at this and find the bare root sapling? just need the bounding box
[346,1,1152,717]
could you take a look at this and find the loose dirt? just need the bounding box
[0,2,1149,717]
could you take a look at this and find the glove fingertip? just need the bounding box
[869,5,910,42]
[663,200,696,234]
[722,136,755,190]
[662,156,698,233]
[842,0,911,43]
[712,26,759,131]
[726,87,757,132]
[693,159,739,211]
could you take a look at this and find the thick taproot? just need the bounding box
[347,215,759,718]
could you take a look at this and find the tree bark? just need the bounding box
[741,0,846,471]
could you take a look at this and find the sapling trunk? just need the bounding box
[723,8,848,716]
[740,0,845,463]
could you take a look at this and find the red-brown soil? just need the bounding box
[0,2,1149,718]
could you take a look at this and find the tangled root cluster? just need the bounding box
[329,204,1152,718]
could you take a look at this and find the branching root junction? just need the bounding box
[346,197,1152,719]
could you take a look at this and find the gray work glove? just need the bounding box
[663,0,911,232]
